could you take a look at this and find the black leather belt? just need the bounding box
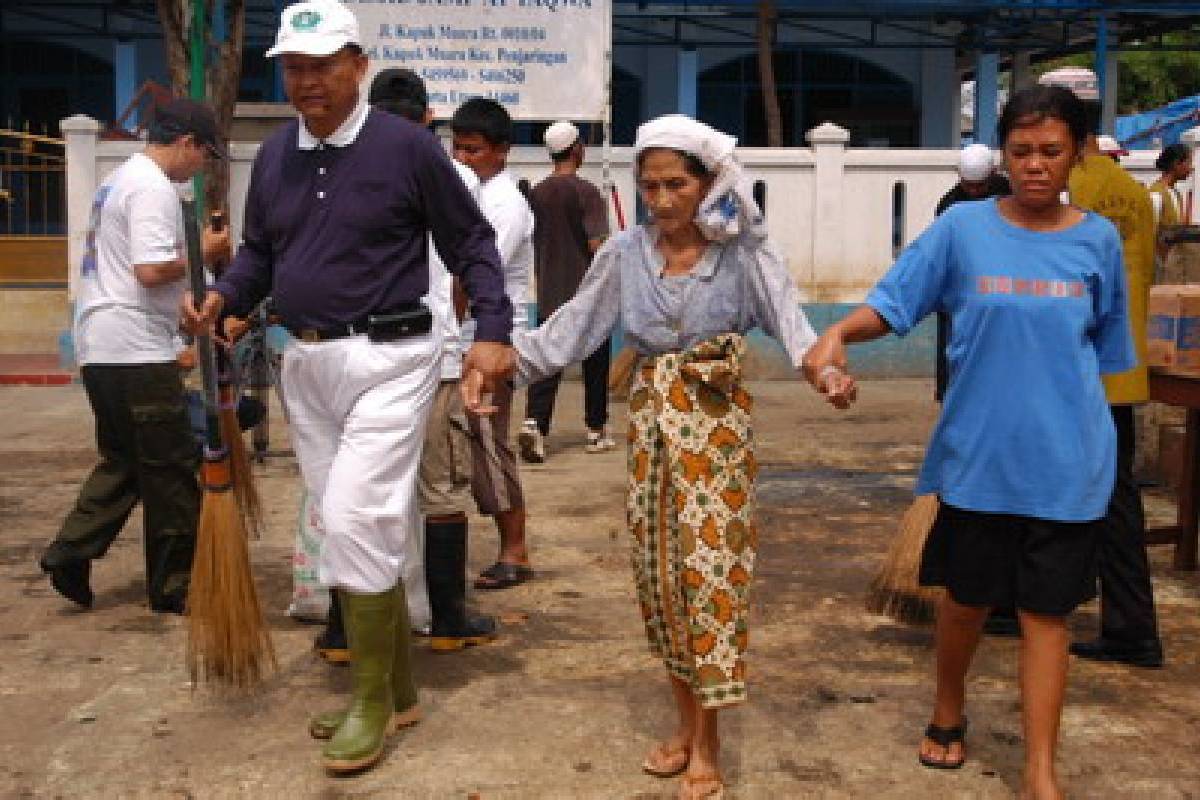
[287,320,368,343]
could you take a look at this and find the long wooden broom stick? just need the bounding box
[866,493,944,625]
[208,212,264,539]
[182,199,276,688]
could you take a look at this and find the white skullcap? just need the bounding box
[1097,135,1129,156]
[266,0,360,59]
[958,144,994,182]
[544,121,579,155]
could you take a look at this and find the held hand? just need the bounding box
[181,290,225,337]
[462,341,516,386]
[820,367,858,410]
[221,316,251,347]
[460,369,501,416]
[801,328,849,388]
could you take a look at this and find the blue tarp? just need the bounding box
[1116,94,1200,149]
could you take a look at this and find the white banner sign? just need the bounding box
[345,0,611,121]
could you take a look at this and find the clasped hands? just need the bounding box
[802,328,858,410]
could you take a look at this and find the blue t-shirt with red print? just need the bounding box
[868,197,1135,522]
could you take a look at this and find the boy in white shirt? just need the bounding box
[451,98,535,590]
[40,99,230,613]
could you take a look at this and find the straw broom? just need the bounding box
[216,352,264,539]
[182,199,276,688]
[866,493,944,625]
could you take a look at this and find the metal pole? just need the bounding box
[190,0,206,219]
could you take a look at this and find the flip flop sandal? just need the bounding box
[918,718,968,770]
[474,561,534,590]
[642,743,690,778]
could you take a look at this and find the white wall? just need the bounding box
[62,116,1184,307]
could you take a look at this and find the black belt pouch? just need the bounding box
[366,304,433,343]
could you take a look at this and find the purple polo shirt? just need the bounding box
[215,109,512,342]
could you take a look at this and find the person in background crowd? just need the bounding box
[1068,102,1164,670]
[451,98,537,592]
[518,120,613,463]
[40,98,230,614]
[1150,143,1192,260]
[370,67,498,651]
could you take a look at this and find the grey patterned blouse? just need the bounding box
[515,224,817,385]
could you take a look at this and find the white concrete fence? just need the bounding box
[62,114,1182,308]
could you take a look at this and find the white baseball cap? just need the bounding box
[265,0,360,59]
[958,143,994,182]
[544,121,580,155]
[1097,135,1130,157]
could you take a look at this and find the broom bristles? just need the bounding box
[866,493,945,625]
[218,407,264,539]
[186,489,276,688]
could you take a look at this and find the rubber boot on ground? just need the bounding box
[320,588,398,773]
[426,519,497,652]
[310,584,422,740]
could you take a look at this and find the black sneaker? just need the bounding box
[149,594,187,615]
[40,557,94,609]
[1070,638,1164,669]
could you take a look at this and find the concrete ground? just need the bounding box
[1,380,1197,800]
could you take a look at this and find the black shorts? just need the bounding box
[919,500,1100,616]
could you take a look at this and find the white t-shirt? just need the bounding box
[425,161,481,381]
[74,152,187,365]
[462,169,534,344]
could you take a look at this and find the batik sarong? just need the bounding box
[627,333,757,708]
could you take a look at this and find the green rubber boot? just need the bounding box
[310,584,421,741]
[321,588,397,773]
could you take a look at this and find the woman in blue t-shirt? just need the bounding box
[804,86,1134,800]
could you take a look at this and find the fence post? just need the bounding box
[60,115,100,367]
[62,115,100,305]
[807,122,849,296]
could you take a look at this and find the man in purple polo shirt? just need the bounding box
[181,0,513,776]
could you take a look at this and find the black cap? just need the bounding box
[152,98,228,160]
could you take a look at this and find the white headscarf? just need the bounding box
[633,114,764,242]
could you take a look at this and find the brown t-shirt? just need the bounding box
[528,174,610,317]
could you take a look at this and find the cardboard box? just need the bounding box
[1147,285,1200,376]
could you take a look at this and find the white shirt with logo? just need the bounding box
[74,152,186,366]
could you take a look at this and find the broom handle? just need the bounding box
[182,198,224,455]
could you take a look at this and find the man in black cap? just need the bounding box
[40,97,230,613]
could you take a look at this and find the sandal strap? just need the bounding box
[924,719,968,746]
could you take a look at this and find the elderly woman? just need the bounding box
[509,115,834,799]
[806,85,1134,800]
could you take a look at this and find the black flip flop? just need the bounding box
[918,719,968,770]
[474,561,534,590]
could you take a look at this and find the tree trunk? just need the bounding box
[155,0,246,215]
[757,0,783,147]
[156,0,191,95]
[205,0,245,213]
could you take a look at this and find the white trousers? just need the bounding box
[281,332,440,609]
